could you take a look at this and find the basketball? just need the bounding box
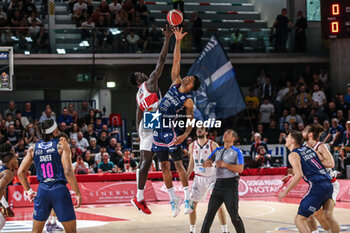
[167,9,183,26]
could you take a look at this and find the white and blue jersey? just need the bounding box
[32,139,76,222]
[153,84,193,152]
[293,146,333,218]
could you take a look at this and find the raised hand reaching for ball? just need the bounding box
[173,27,187,41]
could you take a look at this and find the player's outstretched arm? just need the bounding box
[186,142,194,178]
[317,144,335,169]
[148,24,172,84]
[171,27,187,85]
[278,152,302,200]
[60,138,81,208]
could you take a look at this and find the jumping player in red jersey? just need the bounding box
[129,25,173,215]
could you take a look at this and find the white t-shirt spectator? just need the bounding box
[81,21,95,28]
[73,2,87,12]
[109,2,121,13]
[260,103,274,123]
[127,34,140,44]
[285,114,303,125]
[275,87,289,102]
[29,25,40,36]
[73,161,89,169]
[0,11,7,20]
[77,137,89,152]
[312,90,326,106]
[28,17,42,25]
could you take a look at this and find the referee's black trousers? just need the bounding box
[201,177,245,233]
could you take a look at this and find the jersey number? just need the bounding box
[41,163,54,178]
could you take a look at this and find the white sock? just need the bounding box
[51,216,57,224]
[137,189,144,202]
[311,231,319,233]
[168,187,176,201]
[221,225,228,232]
[183,186,190,200]
[190,225,196,232]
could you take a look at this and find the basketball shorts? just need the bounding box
[138,119,153,151]
[332,180,340,204]
[191,175,216,202]
[153,128,181,153]
[33,182,76,222]
[0,212,5,231]
[298,180,333,218]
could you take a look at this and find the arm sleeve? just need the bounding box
[208,148,218,161]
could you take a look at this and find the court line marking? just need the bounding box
[243,217,295,226]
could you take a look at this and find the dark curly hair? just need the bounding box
[37,119,56,142]
[0,143,14,164]
[192,75,201,91]
[128,72,138,87]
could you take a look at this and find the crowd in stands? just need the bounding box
[236,65,350,176]
[0,101,139,175]
[0,0,50,52]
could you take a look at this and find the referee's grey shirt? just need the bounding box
[208,145,244,179]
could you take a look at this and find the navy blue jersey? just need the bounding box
[159,84,193,116]
[292,146,331,184]
[34,139,67,185]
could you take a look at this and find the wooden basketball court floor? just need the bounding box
[6,197,350,233]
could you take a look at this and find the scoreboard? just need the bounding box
[321,0,350,39]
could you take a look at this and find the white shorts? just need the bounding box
[191,175,216,202]
[138,119,153,151]
[332,180,340,203]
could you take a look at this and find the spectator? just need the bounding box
[28,11,42,25]
[122,0,135,22]
[282,122,291,134]
[245,88,259,110]
[36,27,50,52]
[282,85,296,110]
[0,120,6,136]
[243,101,258,128]
[259,98,274,126]
[285,107,303,125]
[98,130,110,147]
[73,0,87,26]
[14,138,28,161]
[84,124,97,142]
[312,84,327,109]
[99,0,111,25]
[24,123,37,145]
[91,6,102,24]
[106,138,120,164]
[58,107,73,127]
[95,146,107,165]
[143,24,162,53]
[77,131,89,152]
[0,6,7,27]
[254,146,272,168]
[2,124,20,146]
[14,118,25,137]
[68,104,79,123]
[229,28,244,52]
[319,120,331,143]
[4,101,16,118]
[135,0,148,26]
[249,133,268,159]
[69,123,79,140]
[98,152,116,173]
[109,0,122,17]
[259,76,275,100]
[118,149,137,172]
[345,84,350,105]
[127,31,140,53]
[338,148,349,178]
[337,110,346,127]
[191,12,202,53]
[326,102,338,120]
[273,8,294,52]
[78,101,91,119]
[343,121,350,147]
[337,94,349,120]
[22,0,37,16]
[275,81,293,116]
[94,118,103,132]
[256,68,266,88]
[84,150,95,171]
[295,84,312,117]
[251,124,267,142]
[298,122,305,131]
[22,102,34,123]
[5,113,14,128]
[70,139,83,156]
[265,119,280,144]
[279,109,289,131]
[310,72,324,90]
[173,0,184,15]
[294,10,307,52]
[73,155,89,174]
[59,122,69,135]
[324,118,344,147]
[87,137,100,155]
[15,110,29,129]
[39,108,56,122]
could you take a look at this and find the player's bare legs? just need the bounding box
[137,151,154,191]
[160,161,173,188]
[32,220,46,233]
[60,220,77,233]
[174,160,188,187]
[307,215,320,232]
[189,202,198,226]
[294,215,311,233]
[307,209,330,232]
[323,199,340,233]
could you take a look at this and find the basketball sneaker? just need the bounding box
[45,222,53,233]
[170,195,182,217]
[52,222,64,231]
[184,199,193,214]
[131,197,152,215]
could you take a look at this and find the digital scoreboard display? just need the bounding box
[321,0,350,38]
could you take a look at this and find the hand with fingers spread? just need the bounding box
[161,24,173,40]
[173,27,187,41]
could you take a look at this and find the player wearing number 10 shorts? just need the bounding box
[18,119,81,233]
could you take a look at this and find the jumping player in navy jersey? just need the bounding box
[18,119,81,233]
[0,143,18,231]
[153,27,201,217]
[278,131,337,233]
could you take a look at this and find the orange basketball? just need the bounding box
[167,9,183,26]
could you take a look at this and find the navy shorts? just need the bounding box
[33,182,76,222]
[153,128,180,153]
[298,180,333,218]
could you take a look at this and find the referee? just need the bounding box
[201,129,245,233]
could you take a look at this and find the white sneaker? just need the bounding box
[184,199,193,215]
[170,196,182,217]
